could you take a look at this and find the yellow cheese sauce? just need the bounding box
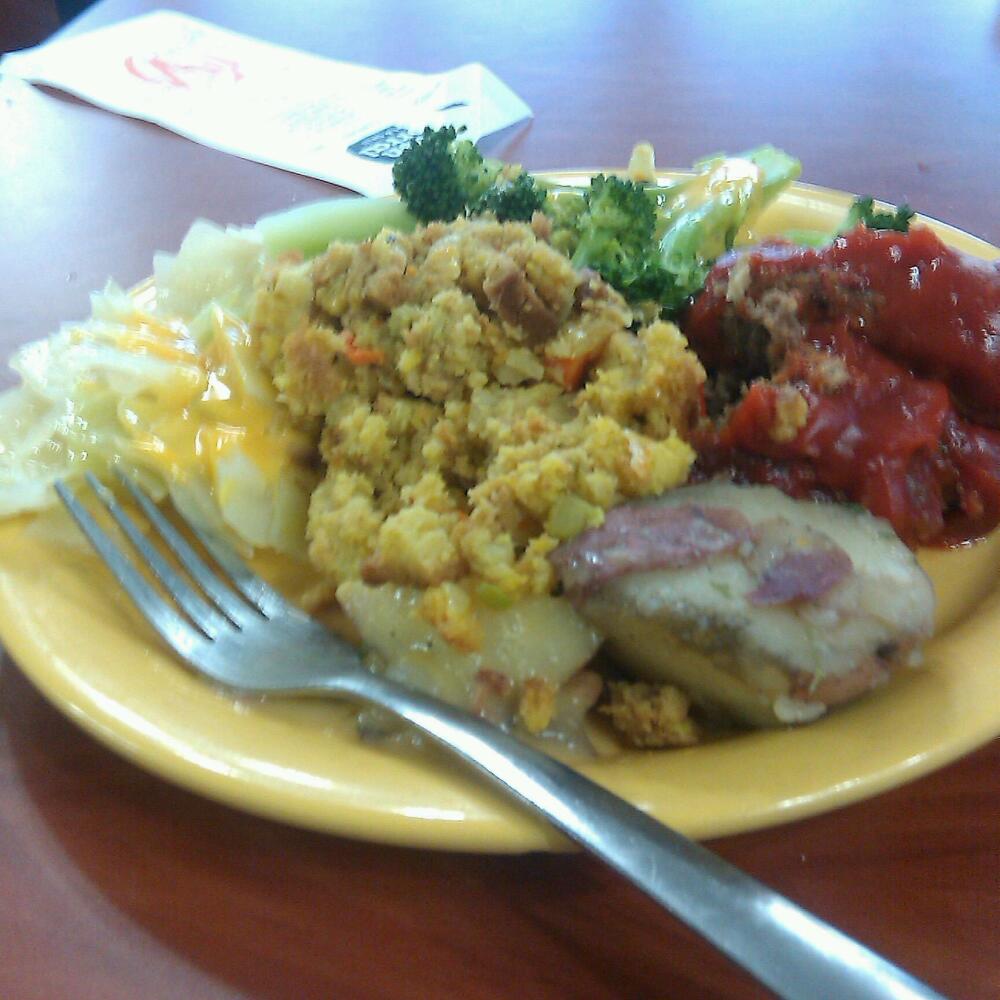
[110,305,310,494]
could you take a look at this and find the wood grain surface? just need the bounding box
[1,2,998,998]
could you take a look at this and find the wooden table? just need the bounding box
[1,3,997,997]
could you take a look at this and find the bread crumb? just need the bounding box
[519,677,559,734]
[770,385,809,443]
[601,681,699,748]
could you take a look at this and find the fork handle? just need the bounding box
[329,669,943,1000]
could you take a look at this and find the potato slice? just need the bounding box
[336,582,601,710]
[553,482,935,728]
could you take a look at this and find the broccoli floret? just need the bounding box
[551,174,672,304]
[843,196,915,233]
[450,135,501,203]
[545,190,587,257]
[392,125,503,223]
[473,172,548,222]
[393,125,550,224]
[574,174,657,257]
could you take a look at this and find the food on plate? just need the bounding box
[392,127,802,311]
[339,582,602,741]
[599,680,699,748]
[253,217,703,592]
[839,196,914,234]
[687,224,1000,546]
[251,215,704,735]
[391,124,548,225]
[0,222,315,554]
[6,134,996,753]
[551,481,935,738]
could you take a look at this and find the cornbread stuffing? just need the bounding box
[252,218,705,650]
[601,681,700,748]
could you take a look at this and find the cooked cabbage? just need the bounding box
[0,221,314,556]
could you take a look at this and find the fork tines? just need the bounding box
[54,471,292,651]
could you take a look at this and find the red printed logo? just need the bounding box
[124,54,244,89]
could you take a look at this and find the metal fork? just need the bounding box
[56,471,944,1000]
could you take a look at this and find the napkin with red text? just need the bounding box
[0,10,532,196]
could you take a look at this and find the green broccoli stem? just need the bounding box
[255,196,417,258]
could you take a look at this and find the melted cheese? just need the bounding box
[113,305,310,493]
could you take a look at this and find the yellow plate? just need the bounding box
[2,178,999,853]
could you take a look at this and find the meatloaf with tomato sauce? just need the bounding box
[686,225,1000,547]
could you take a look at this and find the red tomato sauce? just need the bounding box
[688,226,1000,547]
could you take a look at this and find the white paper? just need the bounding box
[0,10,532,196]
